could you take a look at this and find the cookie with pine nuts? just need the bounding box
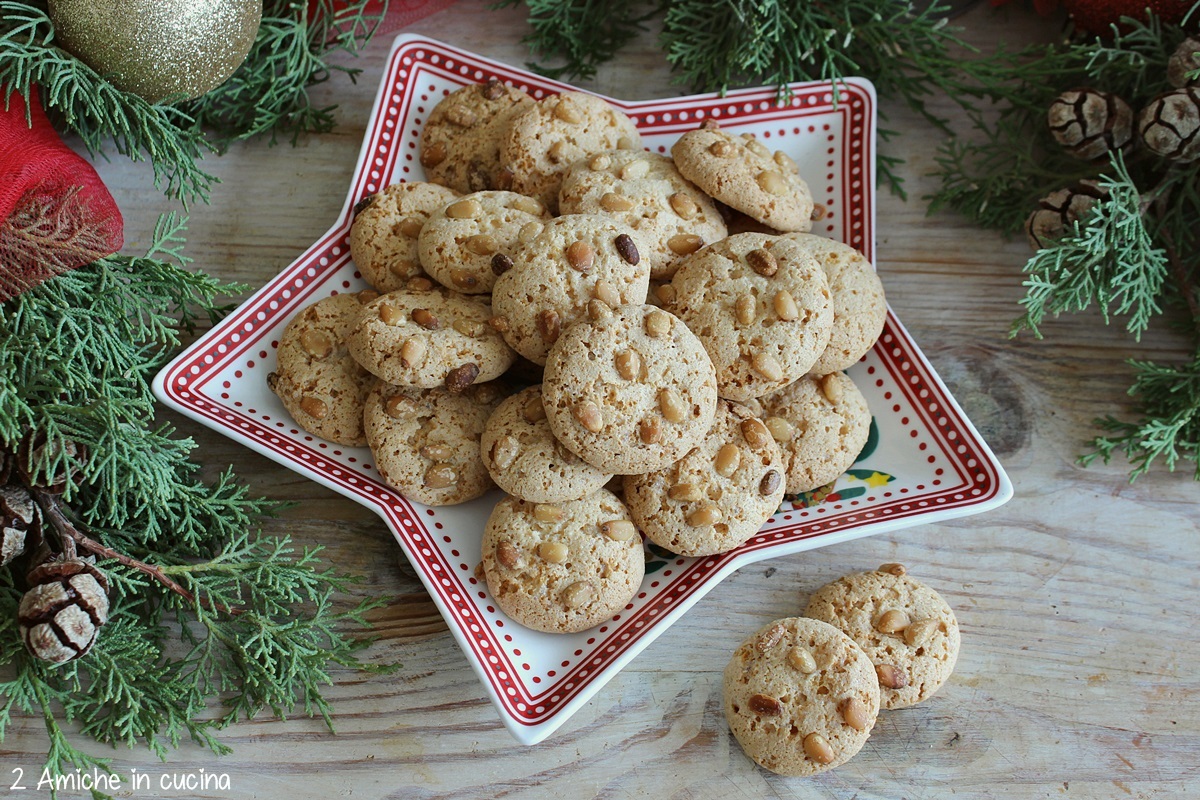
[803,564,961,710]
[363,382,504,506]
[490,214,651,366]
[558,149,727,279]
[542,303,718,475]
[346,284,515,392]
[349,181,460,293]
[783,233,887,375]
[498,91,643,212]
[480,385,613,503]
[417,191,551,295]
[624,401,785,557]
[755,372,871,495]
[667,232,833,402]
[419,78,535,194]
[267,291,379,447]
[671,125,814,232]
[480,490,645,634]
[724,616,880,777]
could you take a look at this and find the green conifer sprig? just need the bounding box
[0,218,389,796]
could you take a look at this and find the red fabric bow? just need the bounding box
[0,88,123,303]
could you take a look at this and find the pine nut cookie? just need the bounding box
[724,617,881,777]
[480,385,613,503]
[480,490,645,633]
[267,291,379,447]
[417,191,551,295]
[671,124,814,232]
[755,372,870,494]
[419,78,535,194]
[558,149,727,279]
[350,181,460,292]
[490,214,651,366]
[363,382,504,506]
[498,91,642,212]
[667,232,833,402]
[542,304,718,475]
[803,564,961,710]
[347,284,515,391]
[783,233,887,374]
[624,401,785,557]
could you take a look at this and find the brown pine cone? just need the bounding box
[1,484,40,567]
[15,434,86,495]
[1168,37,1200,89]
[1047,89,1133,160]
[18,557,110,663]
[1137,88,1200,163]
[1025,180,1108,251]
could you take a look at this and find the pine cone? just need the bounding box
[1047,89,1133,160]
[15,434,86,495]
[1025,180,1108,251]
[1,484,40,567]
[18,557,110,663]
[1137,88,1200,163]
[1168,37,1200,89]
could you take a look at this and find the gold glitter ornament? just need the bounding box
[48,0,262,104]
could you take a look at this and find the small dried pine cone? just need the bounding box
[16,434,87,495]
[1137,87,1200,163]
[1047,89,1133,160]
[18,557,110,664]
[1025,180,1108,251]
[1168,37,1200,89]
[1,483,41,567]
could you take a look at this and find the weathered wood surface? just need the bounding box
[5,4,1199,798]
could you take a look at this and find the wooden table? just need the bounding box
[7,4,1199,798]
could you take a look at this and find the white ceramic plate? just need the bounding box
[153,34,1012,745]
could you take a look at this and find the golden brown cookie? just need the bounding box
[724,617,880,776]
[804,564,961,710]
[349,182,460,292]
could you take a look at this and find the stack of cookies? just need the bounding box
[725,564,961,776]
[268,78,888,636]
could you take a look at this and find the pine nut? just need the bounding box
[764,416,795,443]
[593,280,620,308]
[645,309,672,338]
[757,170,788,195]
[599,192,634,212]
[876,663,908,689]
[740,418,772,449]
[389,259,416,278]
[619,159,649,180]
[587,299,611,320]
[904,618,938,647]
[533,503,564,523]
[445,198,482,219]
[876,609,911,634]
[756,622,786,653]
[518,221,543,243]
[523,396,546,423]
[735,294,756,325]
[450,269,480,291]
[420,141,446,167]
[774,150,799,173]
[615,349,641,381]
[554,100,582,123]
[744,137,770,158]
[562,580,596,608]
[709,140,736,157]
[840,697,871,732]
[300,396,328,419]
[424,463,457,489]
[668,483,705,502]
[444,363,480,393]
[879,562,907,576]
[667,233,704,255]
[547,140,567,163]
[496,540,520,569]
[746,248,779,277]
[378,303,404,326]
[686,502,722,527]
[445,105,477,127]
[819,373,843,404]
[465,234,497,255]
[614,233,640,265]
[617,136,636,150]
[773,289,799,320]
[589,154,612,171]
[748,694,782,715]
[654,283,677,305]
[600,519,637,541]
[788,646,817,673]
[357,289,380,303]
[538,541,569,563]
[399,216,425,238]
[301,330,332,358]
[759,470,782,496]
[407,276,433,291]
[811,203,827,221]
[412,308,440,329]
[453,319,484,338]
[751,351,784,381]
[574,401,604,432]
[566,240,595,272]
[481,78,506,100]
[512,196,543,216]
[714,443,741,477]
[639,416,662,443]
[659,388,686,423]
[419,443,454,461]
[490,435,520,469]
[669,192,699,219]
[803,733,835,764]
[384,394,412,419]
[536,309,561,343]
[488,315,510,333]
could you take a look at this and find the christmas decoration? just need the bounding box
[930,10,1200,480]
[1137,86,1200,160]
[0,214,388,784]
[48,0,262,103]
[0,89,123,302]
[1047,89,1134,159]
[1167,36,1200,86]
[0,1,384,202]
[1060,0,1192,36]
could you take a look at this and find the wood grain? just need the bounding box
[4,4,1199,799]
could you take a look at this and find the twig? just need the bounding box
[35,493,243,616]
